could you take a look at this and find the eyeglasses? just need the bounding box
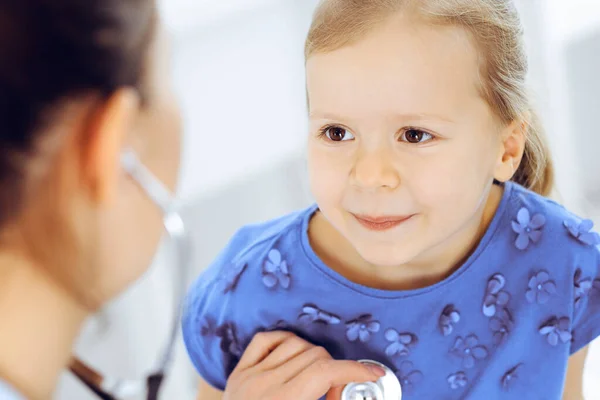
[69,149,191,400]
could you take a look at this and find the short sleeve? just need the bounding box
[182,273,228,390]
[570,241,600,355]
[181,227,254,391]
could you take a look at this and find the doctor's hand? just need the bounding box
[223,331,385,400]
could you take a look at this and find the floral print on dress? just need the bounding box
[526,270,556,304]
[384,329,418,357]
[564,219,600,246]
[346,314,380,343]
[512,207,545,250]
[451,335,489,369]
[267,320,290,331]
[255,320,293,337]
[223,262,248,294]
[215,322,244,358]
[574,269,593,309]
[539,317,572,346]
[201,316,216,336]
[501,363,524,391]
[448,371,468,390]
[489,308,514,345]
[262,249,291,289]
[394,361,423,394]
[439,305,461,336]
[298,304,341,325]
[483,274,510,317]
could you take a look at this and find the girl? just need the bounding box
[183,0,600,399]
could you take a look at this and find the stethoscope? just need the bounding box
[69,149,191,400]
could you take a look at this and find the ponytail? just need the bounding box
[512,109,554,196]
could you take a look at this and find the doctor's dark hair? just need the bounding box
[306,0,554,196]
[0,0,156,228]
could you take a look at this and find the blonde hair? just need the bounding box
[305,0,554,196]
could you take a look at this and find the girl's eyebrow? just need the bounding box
[309,110,457,124]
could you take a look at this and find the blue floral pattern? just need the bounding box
[564,219,600,246]
[269,320,290,331]
[574,269,593,309]
[395,361,423,394]
[512,207,545,250]
[447,371,468,390]
[539,317,572,346]
[526,270,556,304]
[201,316,216,336]
[501,363,523,390]
[215,322,244,358]
[298,304,341,325]
[451,335,489,368]
[439,305,461,336]
[385,329,418,357]
[489,308,514,345]
[224,262,248,294]
[262,249,291,289]
[483,274,510,317]
[346,314,380,343]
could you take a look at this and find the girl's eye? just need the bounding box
[400,129,434,144]
[321,126,355,142]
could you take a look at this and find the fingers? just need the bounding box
[257,335,314,372]
[234,331,295,370]
[231,331,384,400]
[325,386,344,400]
[270,345,332,384]
[284,358,383,399]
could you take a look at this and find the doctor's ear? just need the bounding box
[80,89,140,205]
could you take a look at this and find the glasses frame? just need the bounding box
[69,149,190,400]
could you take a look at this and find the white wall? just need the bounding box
[527,0,600,215]
[169,0,317,203]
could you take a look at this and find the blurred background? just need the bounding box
[55,0,600,398]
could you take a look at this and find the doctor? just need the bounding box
[0,1,379,399]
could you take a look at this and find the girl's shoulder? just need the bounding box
[187,205,316,293]
[181,205,317,390]
[506,183,599,256]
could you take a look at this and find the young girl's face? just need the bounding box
[306,15,510,268]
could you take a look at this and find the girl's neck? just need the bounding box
[0,251,87,399]
[309,184,504,291]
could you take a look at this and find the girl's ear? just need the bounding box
[493,117,527,183]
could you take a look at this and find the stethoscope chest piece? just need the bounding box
[341,360,402,400]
